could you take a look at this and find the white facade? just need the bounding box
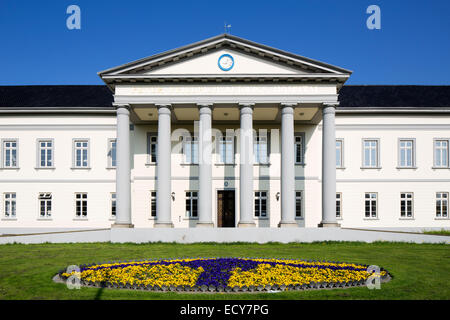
[1,34,449,230]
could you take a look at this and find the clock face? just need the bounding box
[218,54,234,71]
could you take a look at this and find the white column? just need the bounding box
[197,104,214,227]
[279,103,297,227]
[319,103,340,227]
[155,104,173,228]
[238,104,256,227]
[113,105,133,228]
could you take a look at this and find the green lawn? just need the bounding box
[0,241,448,300]
[423,229,450,236]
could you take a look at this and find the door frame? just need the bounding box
[215,188,236,228]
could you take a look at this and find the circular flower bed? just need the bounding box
[57,257,391,292]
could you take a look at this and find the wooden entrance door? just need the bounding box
[217,190,235,227]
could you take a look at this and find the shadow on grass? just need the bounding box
[94,287,104,300]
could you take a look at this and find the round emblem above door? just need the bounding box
[218,54,234,71]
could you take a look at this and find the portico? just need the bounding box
[101,34,352,229]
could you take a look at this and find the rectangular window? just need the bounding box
[183,135,198,164]
[295,133,305,164]
[108,139,117,168]
[147,133,158,163]
[254,131,269,164]
[218,135,234,164]
[111,193,116,218]
[38,140,53,168]
[400,192,413,218]
[436,192,448,218]
[336,139,343,168]
[254,191,268,217]
[39,193,52,218]
[73,140,89,168]
[363,139,379,168]
[185,191,198,218]
[4,193,16,218]
[150,191,157,217]
[3,140,18,168]
[434,140,449,168]
[336,192,342,219]
[75,193,87,218]
[295,191,303,218]
[365,193,377,218]
[399,139,415,168]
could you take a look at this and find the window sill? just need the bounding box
[1,218,17,221]
[295,217,304,220]
[148,217,157,220]
[336,167,346,170]
[360,167,382,170]
[37,218,53,221]
[71,167,91,170]
[180,163,198,166]
[435,217,449,220]
[336,217,343,220]
[109,217,116,221]
[73,218,88,221]
[254,216,269,220]
[432,167,450,169]
[35,167,56,170]
[215,163,237,166]
[254,163,271,167]
[183,217,199,220]
[0,167,20,170]
[145,163,157,166]
[399,217,414,220]
[363,218,379,220]
[295,163,306,166]
[106,167,116,170]
[396,167,417,170]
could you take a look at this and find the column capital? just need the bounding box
[157,104,172,116]
[116,107,130,116]
[238,102,255,108]
[281,106,295,115]
[280,102,298,108]
[113,103,130,109]
[239,103,254,116]
[322,105,336,115]
[197,103,213,115]
[197,103,213,108]
[323,102,339,108]
[155,103,172,109]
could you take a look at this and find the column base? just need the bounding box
[111,223,134,228]
[196,222,214,228]
[154,222,174,228]
[237,222,256,228]
[318,222,341,228]
[278,222,298,228]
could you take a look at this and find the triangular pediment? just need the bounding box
[140,48,307,76]
[99,34,351,88]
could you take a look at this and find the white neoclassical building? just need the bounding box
[1,34,450,230]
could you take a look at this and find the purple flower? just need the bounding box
[80,258,369,287]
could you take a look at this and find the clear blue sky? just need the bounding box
[0,0,449,85]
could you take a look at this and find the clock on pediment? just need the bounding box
[218,54,234,71]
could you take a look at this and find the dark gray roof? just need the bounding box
[338,85,450,109]
[0,85,113,109]
[0,85,449,110]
